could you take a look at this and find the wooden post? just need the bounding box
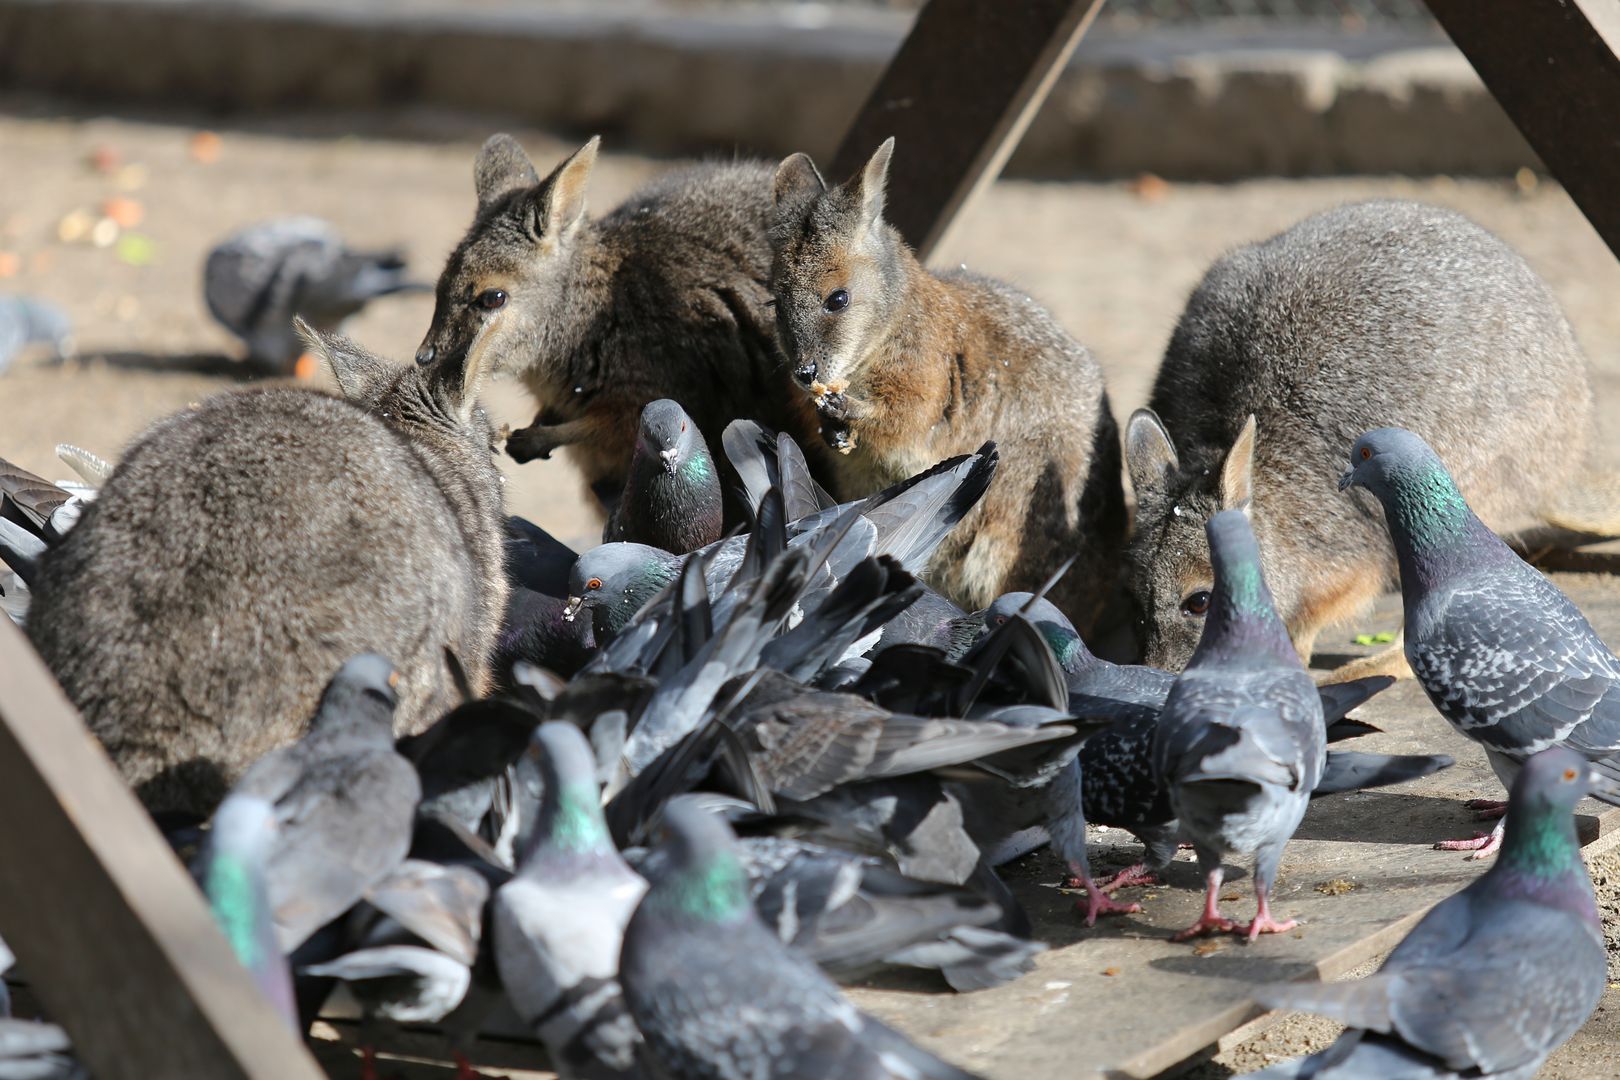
[1425,0,1620,261]
[0,620,324,1080]
[829,0,1106,262]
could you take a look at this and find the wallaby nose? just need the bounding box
[792,362,817,386]
[414,344,436,366]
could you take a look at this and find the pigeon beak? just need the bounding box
[563,595,585,622]
[1336,468,1356,493]
[659,447,679,475]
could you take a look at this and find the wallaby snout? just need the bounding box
[792,360,818,386]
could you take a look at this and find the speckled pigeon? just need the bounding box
[492,722,648,1078]
[227,653,421,951]
[203,217,428,372]
[1341,427,1620,857]
[1242,746,1607,1079]
[1153,510,1325,941]
[619,797,982,1080]
[605,400,723,555]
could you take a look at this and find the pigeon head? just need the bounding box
[312,653,401,734]
[641,797,752,924]
[1491,747,1600,919]
[565,543,680,638]
[637,399,706,479]
[985,592,1088,669]
[1191,510,1295,666]
[520,722,614,870]
[1340,428,1475,540]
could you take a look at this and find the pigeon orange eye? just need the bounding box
[1564,768,1578,781]
[1182,591,1211,617]
[1360,446,1372,461]
[476,288,507,311]
[586,578,603,590]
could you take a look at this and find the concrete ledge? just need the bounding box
[0,0,1539,178]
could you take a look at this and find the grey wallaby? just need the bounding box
[26,323,507,816]
[1126,199,1618,674]
[769,138,1126,626]
[416,134,826,520]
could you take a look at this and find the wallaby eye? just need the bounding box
[1181,591,1211,617]
[476,288,508,311]
[586,577,603,591]
[823,288,850,313]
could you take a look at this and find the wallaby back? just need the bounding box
[417,135,825,519]
[26,331,507,815]
[1127,199,1595,669]
[769,140,1126,624]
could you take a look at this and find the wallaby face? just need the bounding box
[415,135,599,380]
[1127,410,1256,669]
[769,140,905,395]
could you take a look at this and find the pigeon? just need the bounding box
[1341,427,1620,856]
[1242,746,1607,1079]
[619,797,982,1080]
[227,654,422,950]
[632,834,1041,992]
[0,295,72,375]
[0,1017,84,1080]
[491,722,648,1079]
[604,400,723,555]
[1153,510,1325,941]
[496,517,595,682]
[203,217,428,372]
[566,444,998,643]
[198,793,298,1030]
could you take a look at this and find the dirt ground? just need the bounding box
[4,101,1620,1077]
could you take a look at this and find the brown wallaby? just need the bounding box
[25,324,507,816]
[416,134,825,520]
[1125,199,1618,675]
[768,138,1126,625]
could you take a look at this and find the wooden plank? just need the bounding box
[0,620,324,1080]
[828,0,1105,262]
[1425,0,1620,261]
[850,574,1620,1078]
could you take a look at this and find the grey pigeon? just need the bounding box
[227,654,422,950]
[0,1018,84,1080]
[204,217,427,372]
[1242,746,1607,1079]
[604,399,724,555]
[1153,510,1325,941]
[1341,427,1620,856]
[198,793,298,1029]
[491,722,648,1079]
[497,516,595,682]
[0,450,99,626]
[620,797,982,1080]
[0,295,72,375]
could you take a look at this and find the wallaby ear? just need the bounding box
[532,136,600,247]
[474,134,540,211]
[429,318,497,426]
[296,318,392,402]
[1219,415,1257,512]
[850,137,894,232]
[773,152,826,209]
[1126,408,1180,504]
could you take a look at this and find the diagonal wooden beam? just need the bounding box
[0,619,324,1080]
[1425,0,1620,262]
[829,0,1106,262]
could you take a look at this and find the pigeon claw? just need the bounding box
[1435,830,1503,859]
[1079,891,1142,927]
[1097,864,1162,893]
[1172,913,1237,942]
[1464,798,1510,821]
[1240,913,1298,942]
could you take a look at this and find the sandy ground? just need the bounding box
[4,102,1620,1077]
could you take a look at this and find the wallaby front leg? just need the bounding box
[814,389,874,455]
[505,417,594,464]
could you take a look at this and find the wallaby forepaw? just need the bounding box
[505,424,564,463]
[1318,640,1412,685]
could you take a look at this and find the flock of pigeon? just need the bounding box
[3,368,1620,1078]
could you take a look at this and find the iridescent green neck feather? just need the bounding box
[205,853,265,972]
[681,451,713,486]
[548,781,611,853]
[655,849,751,923]
[1390,462,1472,551]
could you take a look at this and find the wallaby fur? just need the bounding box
[26,326,507,816]
[769,139,1126,624]
[1126,199,1600,671]
[417,134,825,520]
